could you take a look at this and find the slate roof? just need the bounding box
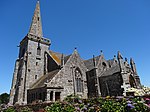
[49,51,62,65]
[31,69,60,89]
[64,55,71,64]
[84,56,100,70]
[100,64,120,77]
[107,59,114,66]
[49,50,63,60]
[49,50,71,65]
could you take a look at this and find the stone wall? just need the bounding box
[99,73,123,96]
[86,69,97,98]
[27,87,46,104]
[9,59,19,104]
[47,50,88,100]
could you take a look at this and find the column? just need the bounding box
[53,91,55,101]
[46,90,50,101]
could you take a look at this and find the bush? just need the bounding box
[3,96,150,112]
[45,102,62,112]
[0,93,9,104]
[3,107,15,112]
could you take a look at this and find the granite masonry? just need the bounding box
[9,1,141,105]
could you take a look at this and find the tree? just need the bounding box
[0,93,9,104]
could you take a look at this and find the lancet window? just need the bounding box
[75,68,83,92]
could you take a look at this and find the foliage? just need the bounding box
[2,95,150,112]
[44,96,150,112]
[143,86,150,95]
[45,102,63,112]
[18,106,33,112]
[3,107,15,112]
[0,93,9,104]
[45,101,75,112]
[126,86,150,96]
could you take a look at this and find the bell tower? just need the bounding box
[9,1,51,105]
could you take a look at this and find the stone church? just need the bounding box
[9,1,141,105]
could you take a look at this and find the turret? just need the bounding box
[130,58,141,88]
[92,55,101,96]
[130,58,137,75]
[10,1,51,105]
[117,51,125,72]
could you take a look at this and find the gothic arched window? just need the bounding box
[75,69,83,92]
[102,62,107,70]
[37,47,41,55]
[37,41,41,55]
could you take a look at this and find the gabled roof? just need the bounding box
[31,69,60,89]
[64,55,71,64]
[107,59,114,66]
[84,56,100,70]
[100,64,120,77]
[49,51,62,65]
[107,59,118,67]
[49,50,71,65]
[49,50,63,59]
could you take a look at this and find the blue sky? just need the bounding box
[0,0,150,94]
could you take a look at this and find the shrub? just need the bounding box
[45,102,62,112]
[3,107,15,112]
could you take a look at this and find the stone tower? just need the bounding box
[117,51,131,96]
[9,1,50,105]
[9,0,142,105]
[130,58,141,88]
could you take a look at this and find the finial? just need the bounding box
[93,55,95,58]
[125,57,128,62]
[100,50,103,55]
[130,58,135,64]
[114,55,116,60]
[75,47,77,50]
[117,51,123,59]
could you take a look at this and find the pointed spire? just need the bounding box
[130,58,138,75]
[28,0,43,37]
[117,51,123,59]
[93,55,96,67]
[130,58,135,70]
[124,57,129,66]
[130,58,134,64]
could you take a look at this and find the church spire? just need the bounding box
[28,0,43,37]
